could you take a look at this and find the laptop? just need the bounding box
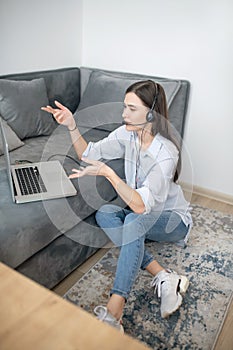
[0,119,77,204]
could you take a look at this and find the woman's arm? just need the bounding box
[106,166,146,214]
[41,101,87,159]
[69,158,146,214]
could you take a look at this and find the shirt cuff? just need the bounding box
[136,187,154,214]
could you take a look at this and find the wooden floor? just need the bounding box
[53,193,233,350]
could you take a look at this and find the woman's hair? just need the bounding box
[125,80,181,182]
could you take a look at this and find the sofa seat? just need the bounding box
[0,124,123,268]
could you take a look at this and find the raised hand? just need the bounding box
[41,101,76,130]
[68,158,112,179]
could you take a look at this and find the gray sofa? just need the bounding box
[0,67,190,289]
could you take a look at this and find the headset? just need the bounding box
[122,81,158,126]
[145,82,158,123]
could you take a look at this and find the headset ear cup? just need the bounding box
[146,111,155,123]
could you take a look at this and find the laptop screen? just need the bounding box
[0,119,16,201]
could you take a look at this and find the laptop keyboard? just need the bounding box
[15,166,47,195]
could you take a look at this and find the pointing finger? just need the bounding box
[55,100,67,110]
[41,105,55,114]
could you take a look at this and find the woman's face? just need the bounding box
[122,92,149,131]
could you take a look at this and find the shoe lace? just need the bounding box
[94,306,124,333]
[151,271,171,298]
[94,305,108,321]
[94,305,123,326]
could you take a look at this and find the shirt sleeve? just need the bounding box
[82,127,126,160]
[136,156,178,214]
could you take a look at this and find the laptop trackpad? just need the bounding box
[44,169,68,182]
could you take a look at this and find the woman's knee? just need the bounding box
[124,212,139,225]
[97,204,121,215]
[122,212,146,244]
[95,204,122,227]
[95,205,110,226]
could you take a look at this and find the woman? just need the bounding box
[42,80,192,331]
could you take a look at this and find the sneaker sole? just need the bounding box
[179,276,189,295]
[161,293,183,318]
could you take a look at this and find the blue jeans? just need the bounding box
[95,204,189,300]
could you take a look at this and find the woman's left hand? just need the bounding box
[68,158,111,179]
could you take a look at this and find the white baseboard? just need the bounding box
[180,182,233,206]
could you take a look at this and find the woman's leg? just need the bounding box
[141,210,190,274]
[96,205,149,319]
[96,207,188,295]
[95,204,131,246]
[96,207,190,281]
[96,207,190,321]
[97,205,157,298]
[145,210,189,243]
[139,211,190,318]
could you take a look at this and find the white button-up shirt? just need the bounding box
[83,125,192,226]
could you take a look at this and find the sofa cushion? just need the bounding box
[0,78,56,139]
[0,168,64,268]
[0,67,81,114]
[77,70,181,132]
[0,117,24,155]
[0,124,120,268]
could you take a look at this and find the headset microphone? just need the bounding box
[122,120,148,126]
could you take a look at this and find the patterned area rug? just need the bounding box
[64,205,233,350]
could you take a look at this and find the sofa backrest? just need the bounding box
[79,67,190,139]
[0,66,190,140]
[0,67,81,113]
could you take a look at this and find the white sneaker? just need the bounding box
[151,270,189,318]
[94,305,124,333]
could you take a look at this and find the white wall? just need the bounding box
[82,0,233,198]
[0,0,83,74]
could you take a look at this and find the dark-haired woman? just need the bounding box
[42,80,192,332]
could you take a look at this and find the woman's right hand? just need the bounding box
[41,100,76,130]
